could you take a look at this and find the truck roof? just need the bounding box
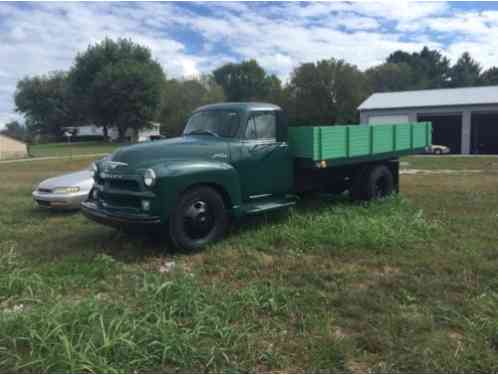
[195,102,281,112]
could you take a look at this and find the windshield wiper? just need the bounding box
[184,129,219,137]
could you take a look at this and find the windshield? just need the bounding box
[183,110,240,138]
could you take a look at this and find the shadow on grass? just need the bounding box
[24,192,357,264]
[94,193,355,260]
[230,192,353,234]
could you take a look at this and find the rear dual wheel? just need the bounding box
[352,164,394,201]
[169,186,228,251]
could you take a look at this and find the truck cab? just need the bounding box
[82,103,296,250]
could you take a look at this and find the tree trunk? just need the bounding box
[102,125,109,141]
[118,127,126,142]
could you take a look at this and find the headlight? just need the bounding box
[53,187,80,194]
[90,162,98,178]
[144,169,156,187]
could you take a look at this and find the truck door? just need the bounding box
[232,111,293,200]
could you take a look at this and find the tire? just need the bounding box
[434,148,442,155]
[169,186,228,251]
[364,165,394,200]
[352,164,394,201]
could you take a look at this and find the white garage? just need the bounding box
[358,85,498,154]
[367,115,410,125]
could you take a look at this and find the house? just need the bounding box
[358,85,498,154]
[64,123,161,143]
[0,134,28,160]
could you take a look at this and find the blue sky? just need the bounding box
[2,1,498,127]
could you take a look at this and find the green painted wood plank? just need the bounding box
[288,122,432,162]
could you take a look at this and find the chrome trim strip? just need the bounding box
[249,193,272,199]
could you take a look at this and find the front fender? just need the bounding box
[153,160,242,222]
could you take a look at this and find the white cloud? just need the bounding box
[337,15,380,30]
[1,2,498,128]
[399,9,498,68]
[180,58,200,78]
[172,3,442,78]
[352,2,448,21]
[0,2,200,128]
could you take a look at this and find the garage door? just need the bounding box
[368,115,410,125]
[471,113,498,154]
[418,115,461,154]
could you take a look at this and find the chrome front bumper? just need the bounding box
[80,200,161,228]
[32,190,89,210]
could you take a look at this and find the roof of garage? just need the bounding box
[358,85,498,111]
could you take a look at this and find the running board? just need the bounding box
[241,196,297,215]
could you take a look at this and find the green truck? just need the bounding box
[81,102,431,250]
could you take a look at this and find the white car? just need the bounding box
[430,145,450,155]
[32,169,94,210]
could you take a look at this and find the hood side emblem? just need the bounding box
[212,153,227,159]
[104,161,128,171]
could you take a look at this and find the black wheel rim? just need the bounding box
[183,200,215,240]
[374,176,388,198]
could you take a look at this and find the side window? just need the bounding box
[245,117,258,139]
[245,112,276,140]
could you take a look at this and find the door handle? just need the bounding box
[247,141,287,155]
[249,142,287,156]
[249,143,275,152]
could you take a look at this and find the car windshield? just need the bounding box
[183,110,240,138]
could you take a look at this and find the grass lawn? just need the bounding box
[405,154,498,171]
[1,155,497,372]
[29,141,121,158]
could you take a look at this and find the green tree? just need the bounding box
[480,67,498,85]
[1,120,26,141]
[284,58,369,126]
[68,38,166,140]
[213,60,280,101]
[266,74,285,106]
[449,52,482,87]
[159,75,225,136]
[387,46,451,89]
[14,71,80,137]
[199,75,226,104]
[365,62,414,92]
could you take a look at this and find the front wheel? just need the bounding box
[169,186,228,251]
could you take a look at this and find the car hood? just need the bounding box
[38,170,93,191]
[109,135,229,169]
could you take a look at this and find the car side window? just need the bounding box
[245,112,276,140]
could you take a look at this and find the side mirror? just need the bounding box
[276,110,288,142]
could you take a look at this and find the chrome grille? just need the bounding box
[107,179,140,192]
[101,192,141,209]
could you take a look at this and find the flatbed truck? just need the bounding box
[81,102,432,250]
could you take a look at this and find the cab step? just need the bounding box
[241,195,297,215]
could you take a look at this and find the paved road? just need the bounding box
[0,153,108,164]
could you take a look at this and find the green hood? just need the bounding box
[110,135,229,169]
